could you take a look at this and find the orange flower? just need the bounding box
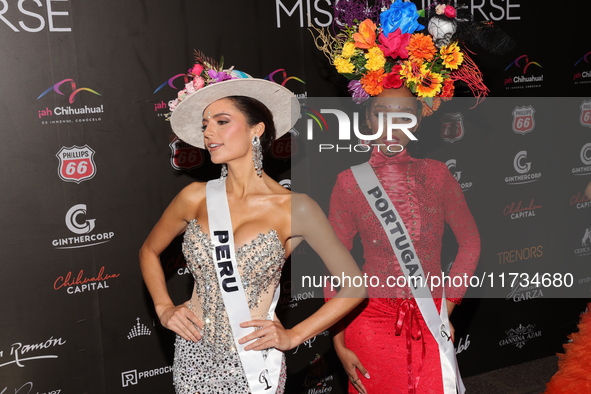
[415,65,443,97]
[353,19,377,49]
[407,33,436,63]
[421,97,441,117]
[440,78,455,99]
[360,69,386,96]
[440,42,463,70]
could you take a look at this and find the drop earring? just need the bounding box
[252,135,263,178]
[220,163,228,180]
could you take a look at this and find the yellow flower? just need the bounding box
[400,60,420,84]
[440,42,464,70]
[415,65,443,97]
[364,47,386,71]
[341,41,356,59]
[334,56,355,74]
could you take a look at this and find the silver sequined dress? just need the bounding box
[173,219,287,394]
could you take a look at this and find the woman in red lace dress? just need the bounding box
[326,87,481,393]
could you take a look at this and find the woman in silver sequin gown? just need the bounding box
[139,78,365,393]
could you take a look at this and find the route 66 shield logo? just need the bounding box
[512,105,535,135]
[580,100,591,128]
[441,113,464,143]
[271,133,298,160]
[56,145,96,183]
[170,137,203,171]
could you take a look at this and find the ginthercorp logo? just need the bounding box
[512,106,535,135]
[121,366,173,387]
[571,143,591,176]
[445,159,472,192]
[580,100,591,127]
[52,204,115,249]
[37,79,104,125]
[441,113,464,143]
[573,51,591,85]
[309,108,417,154]
[505,150,541,185]
[504,55,543,89]
[56,145,96,183]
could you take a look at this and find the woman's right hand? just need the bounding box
[157,303,203,342]
[335,345,370,394]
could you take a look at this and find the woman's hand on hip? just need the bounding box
[336,346,370,394]
[158,302,203,342]
[238,319,296,352]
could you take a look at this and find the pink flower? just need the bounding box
[444,5,456,18]
[378,29,411,59]
[190,64,203,76]
[168,99,178,111]
[184,82,195,94]
[192,76,205,90]
[435,4,446,15]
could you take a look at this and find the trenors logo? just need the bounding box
[512,106,535,135]
[309,109,417,153]
[56,145,96,183]
[505,150,541,185]
[37,79,101,104]
[504,55,543,87]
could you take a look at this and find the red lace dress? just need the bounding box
[327,148,480,393]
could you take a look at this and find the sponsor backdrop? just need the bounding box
[0,0,589,393]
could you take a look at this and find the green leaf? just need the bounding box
[417,9,425,17]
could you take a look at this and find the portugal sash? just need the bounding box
[351,162,465,394]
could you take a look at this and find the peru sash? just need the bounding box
[206,178,283,393]
[351,162,465,394]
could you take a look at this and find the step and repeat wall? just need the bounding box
[0,1,590,393]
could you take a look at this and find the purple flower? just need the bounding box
[348,80,370,104]
[207,69,235,83]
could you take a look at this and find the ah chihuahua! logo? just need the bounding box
[37,79,104,125]
[504,55,543,90]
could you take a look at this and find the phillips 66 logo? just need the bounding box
[170,137,203,171]
[512,105,535,135]
[441,113,464,143]
[56,145,96,183]
[580,100,591,128]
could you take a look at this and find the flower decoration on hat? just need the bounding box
[166,50,249,119]
[310,0,490,115]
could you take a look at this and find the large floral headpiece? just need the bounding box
[166,50,250,118]
[311,0,490,116]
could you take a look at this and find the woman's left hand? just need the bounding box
[238,319,295,351]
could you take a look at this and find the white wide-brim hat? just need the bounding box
[170,78,300,149]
